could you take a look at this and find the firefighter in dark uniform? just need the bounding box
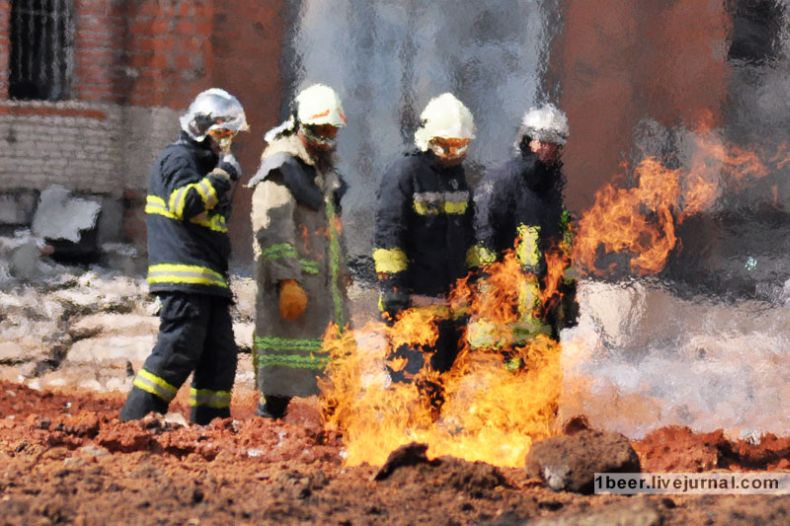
[374,93,476,403]
[468,103,578,344]
[120,88,249,425]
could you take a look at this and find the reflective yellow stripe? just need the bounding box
[517,274,541,318]
[515,224,541,269]
[147,263,228,288]
[133,369,178,402]
[412,191,469,216]
[256,354,330,370]
[195,178,219,209]
[413,200,430,215]
[146,195,227,233]
[443,201,468,214]
[190,211,228,233]
[373,247,408,274]
[168,186,189,219]
[189,388,231,409]
[466,244,497,268]
[145,195,177,219]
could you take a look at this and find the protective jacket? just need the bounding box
[470,151,577,342]
[471,152,568,271]
[250,135,349,398]
[145,132,235,298]
[373,151,475,315]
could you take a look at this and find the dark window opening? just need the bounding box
[728,0,786,64]
[10,0,74,101]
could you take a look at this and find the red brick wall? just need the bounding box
[0,0,9,99]
[73,0,216,107]
[0,0,287,264]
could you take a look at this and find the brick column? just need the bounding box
[0,0,10,99]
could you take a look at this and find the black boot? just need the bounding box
[256,395,291,419]
[191,406,231,426]
[120,387,168,422]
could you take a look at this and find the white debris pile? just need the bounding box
[0,230,68,284]
[0,270,258,394]
[31,185,101,243]
[0,270,155,391]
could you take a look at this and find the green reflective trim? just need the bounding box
[254,336,323,351]
[299,258,320,275]
[257,354,330,370]
[325,197,346,330]
[261,242,298,261]
[133,369,178,402]
[189,388,231,409]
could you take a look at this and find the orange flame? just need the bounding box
[320,252,565,468]
[574,129,780,277]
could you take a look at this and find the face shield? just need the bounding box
[301,123,340,152]
[429,137,471,165]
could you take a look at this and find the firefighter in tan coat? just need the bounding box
[248,84,349,418]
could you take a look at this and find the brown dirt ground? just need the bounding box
[0,381,787,526]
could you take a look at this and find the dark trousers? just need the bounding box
[120,292,238,425]
[386,318,464,381]
[386,317,464,413]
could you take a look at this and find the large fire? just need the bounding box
[320,252,566,468]
[319,125,783,469]
[573,126,777,276]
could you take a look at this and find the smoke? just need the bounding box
[561,280,790,438]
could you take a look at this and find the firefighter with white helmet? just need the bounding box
[121,88,248,424]
[373,93,476,411]
[469,103,578,347]
[249,83,350,419]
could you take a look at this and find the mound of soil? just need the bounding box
[0,381,787,525]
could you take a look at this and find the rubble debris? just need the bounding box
[31,185,101,244]
[526,429,640,494]
[527,499,662,526]
[374,442,436,481]
[634,426,790,472]
[31,185,102,264]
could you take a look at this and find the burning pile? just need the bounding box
[320,251,568,468]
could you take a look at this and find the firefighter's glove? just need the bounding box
[279,279,308,321]
[218,153,242,182]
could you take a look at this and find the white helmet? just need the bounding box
[518,103,569,145]
[180,88,249,143]
[414,93,476,152]
[295,84,347,128]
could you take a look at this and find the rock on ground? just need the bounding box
[526,429,641,494]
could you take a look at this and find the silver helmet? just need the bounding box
[179,88,249,148]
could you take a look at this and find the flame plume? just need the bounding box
[320,252,565,468]
[573,129,778,277]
